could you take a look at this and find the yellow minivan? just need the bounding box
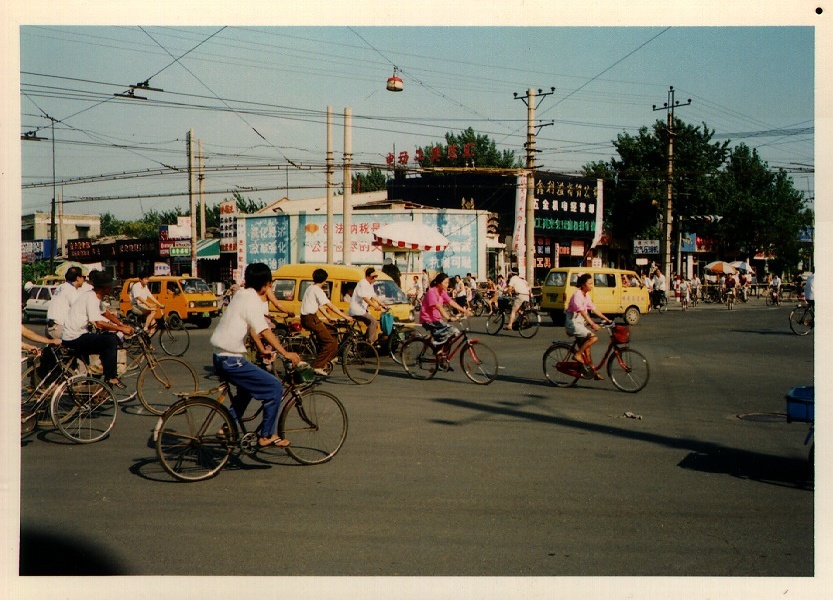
[270,263,416,325]
[540,267,649,325]
[119,276,219,328]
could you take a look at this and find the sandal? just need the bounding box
[109,379,127,390]
[258,436,290,448]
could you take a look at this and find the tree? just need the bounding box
[352,167,387,193]
[416,127,521,170]
[100,209,181,237]
[204,191,266,230]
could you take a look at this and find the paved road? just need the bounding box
[17,298,815,586]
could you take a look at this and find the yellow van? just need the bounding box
[540,267,649,325]
[119,276,219,328]
[270,263,415,324]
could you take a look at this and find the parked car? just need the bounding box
[22,284,59,323]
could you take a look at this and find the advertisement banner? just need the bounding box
[634,239,660,255]
[513,174,526,273]
[244,215,291,270]
[533,173,600,239]
[219,200,237,252]
[681,232,697,253]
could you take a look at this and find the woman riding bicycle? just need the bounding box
[565,273,612,379]
[419,273,472,350]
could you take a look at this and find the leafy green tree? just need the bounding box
[100,209,180,237]
[416,127,521,169]
[204,191,266,229]
[352,167,387,193]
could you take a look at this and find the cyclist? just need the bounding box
[22,325,61,354]
[300,268,353,377]
[679,277,690,311]
[419,273,472,357]
[770,273,782,304]
[505,271,531,330]
[210,262,301,449]
[651,268,667,310]
[130,269,165,334]
[804,272,814,308]
[565,273,612,379]
[45,266,90,340]
[348,267,388,346]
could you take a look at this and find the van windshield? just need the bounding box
[544,271,567,287]
[374,280,407,304]
[179,278,211,294]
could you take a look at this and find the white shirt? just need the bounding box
[349,278,376,316]
[47,281,81,325]
[210,287,270,356]
[804,274,814,301]
[301,284,330,316]
[62,289,106,342]
[653,274,667,291]
[508,275,530,298]
[130,281,154,309]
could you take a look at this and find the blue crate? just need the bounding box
[786,386,814,423]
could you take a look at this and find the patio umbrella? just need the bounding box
[704,261,738,274]
[54,261,93,277]
[372,221,449,251]
[730,261,755,273]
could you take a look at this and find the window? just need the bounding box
[167,281,180,296]
[38,287,53,300]
[76,225,90,239]
[272,279,295,301]
[299,280,330,301]
[594,274,615,288]
[545,271,567,287]
[148,281,161,295]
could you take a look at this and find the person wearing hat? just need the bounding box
[348,267,388,345]
[61,270,134,389]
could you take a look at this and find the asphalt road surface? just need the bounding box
[15,297,816,594]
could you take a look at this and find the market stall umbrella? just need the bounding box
[54,261,101,277]
[730,261,755,273]
[704,261,738,274]
[372,221,449,251]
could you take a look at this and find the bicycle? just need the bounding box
[765,288,782,306]
[122,311,190,357]
[319,320,381,384]
[21,346,118,443]
[789,302,814,336]
[485,295,541,338]
[650,290,668,313]
[725,288,735,310]
[542,321,649,393]
[119,328,199,415]
[400,317,498,384]
[385,321,423,365]
[154,361,348,482]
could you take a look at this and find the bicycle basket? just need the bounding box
[612,324,630,344]
[292,363,316,385]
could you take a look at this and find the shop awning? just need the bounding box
[196,239,220,260]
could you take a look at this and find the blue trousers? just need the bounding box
[213,354,284,438]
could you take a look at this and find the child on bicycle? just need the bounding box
[565,273,612,379]
[419,273,472,352]
[210,263,301,449]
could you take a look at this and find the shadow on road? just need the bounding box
[20,526,126,575]
[430,396,813,489]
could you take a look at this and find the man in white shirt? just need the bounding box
[300,268,353,376]
[505,271,531,330]
[61,270,134,389]
[130,270,165,333]
[651,268,667,309]
[210,262,300,448]
[348,267,388,345]
[803,273,814,307]
[46,266,88,340]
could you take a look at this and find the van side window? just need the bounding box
[167,281,180,295]
[272,279,295,301]
[299,280,330,301]
[544,271,566,287]
[148,281,161,295]
[342,281,357,303]
[594,274,615,288]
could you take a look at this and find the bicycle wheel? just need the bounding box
[137,357,199,415]
[158,321,190,357]
[278,390,347,465]
[789,306,814,336]
[51,376,117,443]
[542,343,579,387]
[386,326,414,365]
[471,297,485,317]
[341,339,380,384]
[485,311,504,335]
[658,295,668,313]
[607,348,650,393]
[155,396,233,482]
[401,338,438,380]
[460,340,498,384]
[517,310,540,338]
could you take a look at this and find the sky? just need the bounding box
[17,22,815,221]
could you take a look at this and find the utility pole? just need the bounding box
[198,139,205,240]
[326,106,334,263]
[187,129,197,276]
[342,108,352,266]
[514,87,554,284]
[652,86,691,281]
[49,117,57,274]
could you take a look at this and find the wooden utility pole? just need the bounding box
[326,106,334,263]
[198,139,205,240]
[342,108,352,266]
[187,129,197,276]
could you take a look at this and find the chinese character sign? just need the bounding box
[244,215,291,270]
[219,200,237,252]
[420,213,479,275]
[532,173,600,240]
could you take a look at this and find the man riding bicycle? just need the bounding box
[210,263,300,449]
[300,268,353,377]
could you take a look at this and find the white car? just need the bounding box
[23,284,58,323]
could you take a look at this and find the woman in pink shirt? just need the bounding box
[419,273,472,346]
[565,273,611,377]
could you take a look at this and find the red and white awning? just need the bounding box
[372,221,449,252]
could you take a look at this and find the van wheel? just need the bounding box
[624,306,640,325]
[549,311,565,326]
[166,313,183,329]
[195,317,212,329]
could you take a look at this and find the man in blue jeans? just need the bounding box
[210,263,300,448]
